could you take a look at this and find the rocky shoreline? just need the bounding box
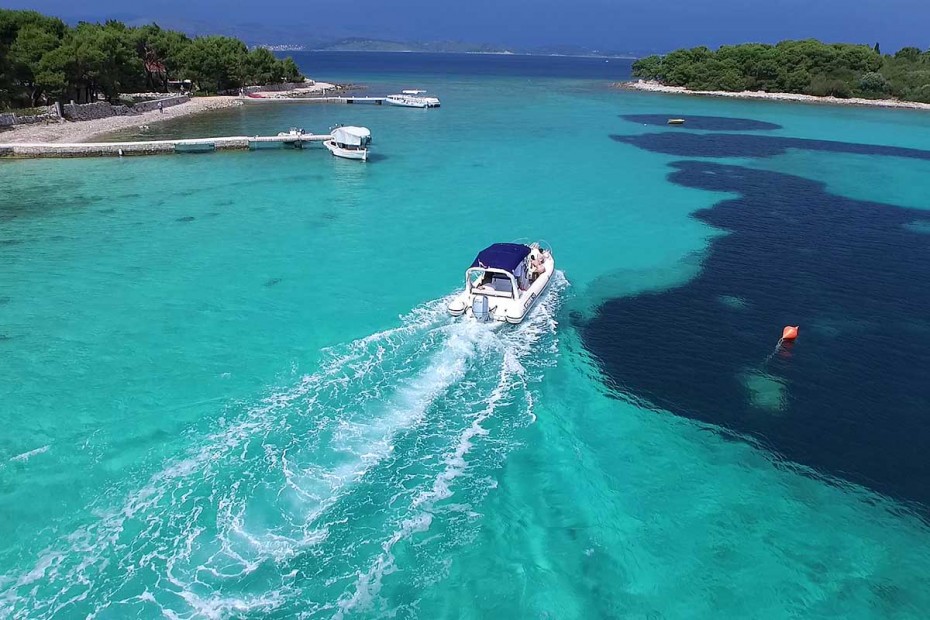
[0,80,353,145]
[619,80,930,112]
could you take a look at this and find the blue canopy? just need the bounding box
[471,243,531,273]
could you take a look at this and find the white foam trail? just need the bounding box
[9,444,50,463]
[0,295,520,618]
[337,358,522,617]
[2,277,568,619]
[336,273,567,616]
[762,337,784,365]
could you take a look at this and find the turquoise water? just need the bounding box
[2,56,930,617]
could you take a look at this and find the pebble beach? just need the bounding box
[0,96,243,144]
[0,81,345,146]
[621,79,930,111]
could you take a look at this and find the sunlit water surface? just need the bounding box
[2,53,930,618]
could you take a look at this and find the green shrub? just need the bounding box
[631,39,930,102]
[0,8,304,107]
[907,84,930,103]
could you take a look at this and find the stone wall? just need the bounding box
[61,95,189,121]
[2,96,187,127]
[0,104,60,127]
[61,101,128,121]
[131,95,189,113]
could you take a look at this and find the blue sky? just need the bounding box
[6,0,929,52]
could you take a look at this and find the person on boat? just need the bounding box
[530,251,547,281]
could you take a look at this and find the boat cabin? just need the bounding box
[449,241,554,323]
[467,243,533,299]
[331,126,372,151]
[386,90,441,108]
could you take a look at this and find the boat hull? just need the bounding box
[385,93,440,108]
[323,140,368,161]
[385,98,427,108]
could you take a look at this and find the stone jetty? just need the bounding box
[0,133,332,159]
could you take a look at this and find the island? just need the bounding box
[628,40,930,108]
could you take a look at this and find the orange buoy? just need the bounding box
[782,325,799,340]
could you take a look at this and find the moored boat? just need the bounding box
[385,90,441,108]
[448,242,554,324]
[385,93,427,108]
[324,126,371,161]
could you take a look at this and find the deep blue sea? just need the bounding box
[2,52,930,618]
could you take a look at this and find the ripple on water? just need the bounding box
[610,131,930,161]
[0,278,568,618]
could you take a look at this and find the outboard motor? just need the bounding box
[471,295,490,322]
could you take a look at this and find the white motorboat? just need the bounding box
[277,127,306,137]
[385,90,441,108]
[448,242,554,324]
[385,93,427,108]
[324,126,371,161]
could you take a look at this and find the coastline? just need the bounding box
[0,96,242,144]
[619,79,930,112]
[0,81,342,145]
[299,49,637,59]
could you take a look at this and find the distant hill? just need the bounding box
[291,38,637,57]
[307,38,507,54]
[49,13,640,58]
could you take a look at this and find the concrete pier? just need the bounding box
[242,96,387,105]
[0,133,331,159]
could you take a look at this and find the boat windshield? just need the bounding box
[468,269,514,298]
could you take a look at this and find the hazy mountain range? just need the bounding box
[7,0,927,55]
[271,38,639,57]
[47,12,644,57]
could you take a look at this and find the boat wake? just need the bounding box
[0,273,568,619]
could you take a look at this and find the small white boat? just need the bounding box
[277,127,306,137]
[385,93,426,108]
[385,90,441,108]
[448,242,554,324]
[324,126,371,161]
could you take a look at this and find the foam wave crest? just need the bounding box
[0,276,567,619]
